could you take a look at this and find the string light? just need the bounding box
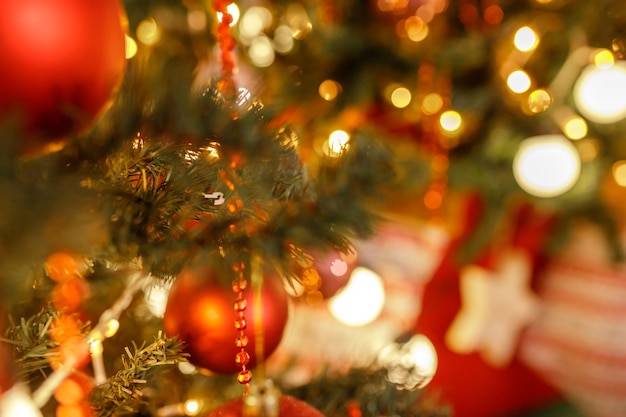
[507,70,531,93]
[327,130,350,156]
[439,110,462,133]
[390,86,412,108]
[216,3,240,26]
[328,267,386,326]
[513,134,581,198]
[513,26,539,52]
[573,60,626,124]
[125,35,138,59]
[562,116,587,140]
[612,161,626,187]
[136,18,160,46]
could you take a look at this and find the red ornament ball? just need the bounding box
[164,263,290,375]
[205,395,325,417]
[0,0,127,155]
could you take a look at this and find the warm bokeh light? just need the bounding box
[483,5,504,25]
[217,3,240,27]
[513,134,581,198]
[391,87,412,108]
[514,26,539,52]
[422,92,444,115]
[328,267,386,326]
[527,89,552,113]
[507,70,531,93]
[439,110,462,132]
[563,116,588,140]
[239,6,272,40]
[137,18,160,46]
[319,79,342,101]
[286,3,312,39]
[125,35,138,59]
[574,62,626,123]
[594,49,615,69]
[612,160,626,186]
[327,130,351,156]
[273,25,294,54]
[248,35,275,67]
[104,319,120,338]
[378,334,438,390]
[187,10,207,32]
[405,16,429,42]
[184,400,201,416]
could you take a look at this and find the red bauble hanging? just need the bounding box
[0,0,127,155]
[164,263,290,375]
[205,395,325,417]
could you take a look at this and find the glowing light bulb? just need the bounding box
[125,35,138,59]
[319,80,341,101]
[327,130,350,156]
[217,3,240,26]
[594,49,615,69]
[378,334,438,390]
[137,18,160,46]
[513,134,581,198]
[273,25,294,54]
[390,87,412,108]
[421,93,443,115]
[248,35,275,67]
[527,89,552,113]
[328,267,385,326]
[239,7,273,39]
[563,116,587,140]
[507,70,531,93]
[514,26,539,52]
[184,400,201,416]
[573,62,626,123]
[439,110,462,132]
[612,161,626,186]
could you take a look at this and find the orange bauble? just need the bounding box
[0,0,127,155]
[164,263,290,374]
[205,395,325,417]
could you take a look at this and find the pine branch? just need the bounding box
[283,367,451,417]
[91,333,189,417]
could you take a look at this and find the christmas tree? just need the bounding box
[1,0,626,416]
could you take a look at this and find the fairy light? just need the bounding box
[239,6,273,40]
[405,16,429,42]
[273,25,295,54]
[319,79,342,101]
[563,116,588,140]
[513,26,539,52]
[136,18,160,46]
[421,93,444,115]
[248,35,275,67]
[594,49,615,68]
[507,70,531,93]
[513,134,581,198]
[125,35,138,59]
[573,60,626,124]
[329,267,386,327]
[439,110,462,132]
[184,399,201,416]
[217,3,240,26]
[527,89,552,113]
[613,161,626,186]
[390,86,412,108]
[327,130,350,156]
[187,10,207,32]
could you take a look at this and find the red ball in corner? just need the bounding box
[0,0,127,155]
[205,395,325,417]
[164,263,290,375]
